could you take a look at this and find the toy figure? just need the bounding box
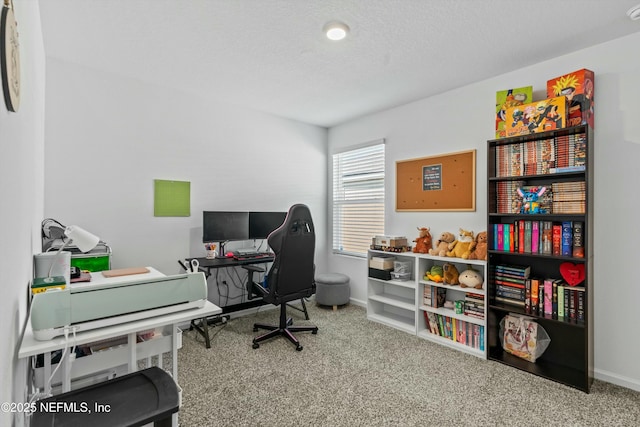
[517,186,547,214]
[412,227,432,254]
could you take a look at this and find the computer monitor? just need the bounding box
[249,211,287,239]
[202,211,249,243]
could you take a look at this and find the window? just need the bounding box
[332,141,385,256]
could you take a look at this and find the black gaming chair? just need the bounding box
[248,204,318,351]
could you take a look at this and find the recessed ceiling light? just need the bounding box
[324,21,350,41]
[627,4,640,20]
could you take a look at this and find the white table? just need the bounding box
[19,269,221,425]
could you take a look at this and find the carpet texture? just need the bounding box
[176,302,640,426]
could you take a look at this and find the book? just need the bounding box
[575,287,586,323]
[541,221,553,255]
[552,224,562,255]
[503,224,511,252]
[557,284,565,319]
[495,264,531,277]
[525,279,531,314]
[497,224,504,251]
[531,221,540,254]
[552,280,559,318]
[530,278,540,316]
[524,221,532,253]
[572,221,584,258]
[561,221,573,256]
[544,279,553,316]
[423,285,432,306]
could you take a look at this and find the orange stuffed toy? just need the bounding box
[412,227,432,254]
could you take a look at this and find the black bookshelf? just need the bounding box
[486,125,593,392]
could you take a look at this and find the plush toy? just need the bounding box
[412,227,432,254]
[459,268,484,289]
[429,231,455,257]
[442,263,459,286]
[517,186,547,214]
[424,265,443,283]
[468,231,488,261]
[446,228,475,259]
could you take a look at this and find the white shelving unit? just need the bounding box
[367,249,487,359]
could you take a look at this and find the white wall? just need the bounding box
[0,2,46,426]
[43,59,328,307]
[328,32,640,391]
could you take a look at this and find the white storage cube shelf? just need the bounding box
[367,249,487,359]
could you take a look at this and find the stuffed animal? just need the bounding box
[517,186,547,214]
[446,228,475,259]
[412,227,432,254]
[424,265,443,283]
[429,231,455,257]
[459,268,484,289]
[468,231,488,261]
[442,263,459,286]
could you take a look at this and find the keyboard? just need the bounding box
[233,252,273,261]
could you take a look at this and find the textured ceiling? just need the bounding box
[38,0,640,127]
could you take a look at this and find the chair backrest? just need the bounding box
[266,204,315,303]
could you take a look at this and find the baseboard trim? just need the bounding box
[349,297,366,308]
[594,368,640,392]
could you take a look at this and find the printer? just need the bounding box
[30,268,207,341]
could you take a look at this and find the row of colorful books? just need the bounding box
[493,264,585,323]
[494,132,586,178]
[423,285,485,320]
[492,220,584,258]
[423,311,485,350]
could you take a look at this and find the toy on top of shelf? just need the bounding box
[429,231,455,257]
[517,186,547,214]
[412,227,433,254]
[547,68,594,129]
[459,268,484,289]
[468,231,488,261]
[446,228,474,259]
[505,96,567,137]
[496,86,533,139]
[425,265,444,283]
[442,263,460,286]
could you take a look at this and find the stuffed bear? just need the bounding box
[424,265,443,283]
[459,268,484,289]
[429,231,455,257]
[412,227,432,254]
[468,230,488,261]
[442,263,459,286]
[446,228,474,259]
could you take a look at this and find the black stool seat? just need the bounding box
[31,367,179,427]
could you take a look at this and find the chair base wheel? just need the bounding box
[312,328,318,335]
[252,342,260,349]
[296,345,303,351]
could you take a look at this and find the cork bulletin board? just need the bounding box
[396,149,476,211]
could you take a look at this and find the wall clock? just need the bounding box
[1,0,20,112]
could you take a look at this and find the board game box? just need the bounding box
[495,86,533,138]
[504,96,567,137]
[547,68,594,129]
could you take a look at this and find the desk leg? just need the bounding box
[128,332,137,372]
[44,352,51,395]
[172,324,179,427]
[62,349,72,393]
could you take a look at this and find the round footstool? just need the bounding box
[315,273,350,311]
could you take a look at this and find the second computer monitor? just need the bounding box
[249,211,287,239]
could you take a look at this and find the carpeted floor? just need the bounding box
[176,302,640,427]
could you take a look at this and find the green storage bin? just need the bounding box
[71,254,111,272]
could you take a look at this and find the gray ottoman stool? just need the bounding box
[315,273,350,311]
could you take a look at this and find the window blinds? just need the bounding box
[332,141,385,256]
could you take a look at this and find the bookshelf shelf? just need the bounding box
[487,125,593,392]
